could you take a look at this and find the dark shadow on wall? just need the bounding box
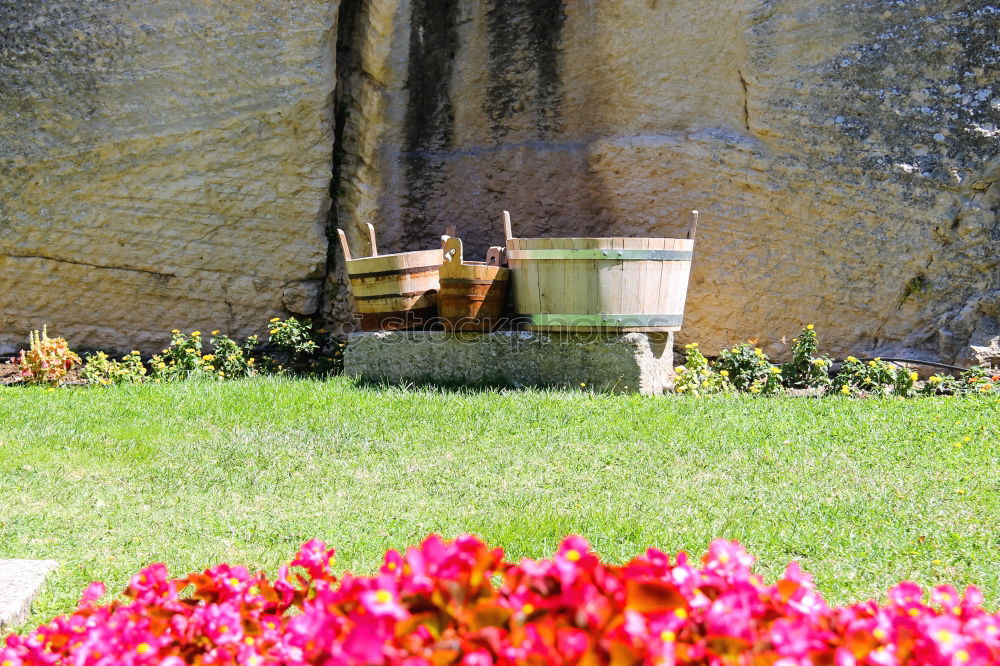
[401,0,461,249]
[484,0,567,143]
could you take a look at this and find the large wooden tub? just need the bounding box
[338,225,442,332]
[505,211,698,332]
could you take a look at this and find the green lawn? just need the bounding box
[0,377,997,630]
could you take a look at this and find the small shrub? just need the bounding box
[894,365,919,397]
[920,366,999,396]
[149,330,205,381]
[82,351,147,385]
[13,327,81,386]
[715,343,783,394]
[781,324,832,388]
[832,356,896,395]
[265,317,326,374]
[206,331,259,380]
[268,317,318,357]
[674,343,730,395]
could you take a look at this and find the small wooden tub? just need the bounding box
[439,236,510,331]
[338,224,442,332]
[505,211,698,332]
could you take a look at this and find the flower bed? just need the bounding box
[4,537,997,665]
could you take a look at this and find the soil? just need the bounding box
[0,359,85,386]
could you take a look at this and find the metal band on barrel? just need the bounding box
[507,249,693,261]
[528,314,684,327]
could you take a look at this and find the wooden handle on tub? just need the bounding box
[336,229,352,261]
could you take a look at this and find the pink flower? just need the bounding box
[290,538,336,580]
[78,582,106,605]
[196,603,244,645]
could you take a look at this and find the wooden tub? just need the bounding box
[338,224,442,332]
[505,211,698,332]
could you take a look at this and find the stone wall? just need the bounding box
[332,0,1000,362]
[0,0,338,354]
[2,0,998,363]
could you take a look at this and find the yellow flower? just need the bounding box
[868,360,878,367]
[211,330,220,335]
[580,382,587,387]
[719,370,729,377]
[841,385,851,395]
[846,356,858,363]
[812,358,826,365]
[769,366,781,374]
[157,362,166,369]
[247,358,255,365]
[684,342,699,350]
[929,375,943,384]
[754,348,764,356]
[205,365,215,371]
[909,372,919,381]
[750,386,761,394]
[191,331,201,337]
[269,317,281,323]
[806,324,815,330]
[269,329,278,335]
[171,329,180,335]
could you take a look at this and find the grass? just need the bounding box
[0,377,997,630]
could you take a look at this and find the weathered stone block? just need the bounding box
[0,0,339,355]
[0,559,56,631]
[343,330,674,394]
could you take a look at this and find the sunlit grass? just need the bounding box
[0,377,997,629]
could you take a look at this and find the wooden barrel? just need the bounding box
[438,236,510,331]
[504,212,698,332]
[338,226,442,332]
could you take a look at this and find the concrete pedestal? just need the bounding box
[343,330,675,394]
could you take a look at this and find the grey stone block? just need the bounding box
[0,559,57,631]
[343,330,675,394]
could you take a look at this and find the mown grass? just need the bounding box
[0,377,997,630]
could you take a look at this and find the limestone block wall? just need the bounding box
[0,0,338,354]
[332,0,1000,362]
[2,0,997,363]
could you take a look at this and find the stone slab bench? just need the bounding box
[343,330,675,394]
[0,559,57,631]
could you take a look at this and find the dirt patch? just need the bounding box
[0,359,85,386]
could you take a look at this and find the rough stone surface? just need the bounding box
[3,1,999,364]
[0,1,338,354]
[0,559,56,631]
[343,330,675,394]
[970,336,1000,368]
[331,0,1000,363]
[282,280,324,316]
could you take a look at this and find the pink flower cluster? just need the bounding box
[3,536,998,666]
